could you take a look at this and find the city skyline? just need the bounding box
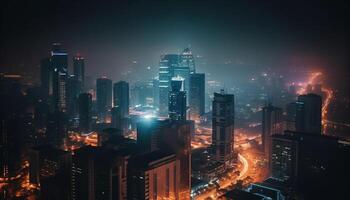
[1,1,350,200]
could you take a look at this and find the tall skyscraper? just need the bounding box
[173,65,190,102]
[40,57,53,99]
[180,47,196,74]
[270,134,298,182]
[270,130,340,197]
[262,104,283,159]
[66,75,80,118]
[127,151,180,200]
[152,78,159,108]
[137,119,192,199]
[158,54,178,117]
[169,77,187,121]
[0,75,26,182]
[78,93,92,133]
[73,54,85,91]
[113,81,129,118]
[29,146,71,200]
[72,146,128,200]
[212,90,235,164]
[189,73,205,122]
[51,43,68,112]
[96,77,112,121]
[296,93,322,134]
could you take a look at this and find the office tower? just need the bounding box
[169,77,187,121]
[153,78,159,108]
[111,106,127,135]
[0,75,26,181]
[158,54,178,117]
[29,146,71,200]
[189,73,205,122]
[46,111,67,147]
[137,119,192,199]
[40,57,53,99]
[270,130,342,197]
[127,151,180,200]
[72,146,129,200]
[296,93,322,134]
[78,93,92,133]
[73,54,85,91]
[173,66,190,102]
[285,102,299,131]
[137,119,165,152]
[66,75,80,118]
[262,104,283,159]
[130,82,152,107]
[96,77,112,121]
[270,134,298,182]
[180,47,196,74]
[212,90,235,164]
[113,81,129,117]
[51,43,68,112]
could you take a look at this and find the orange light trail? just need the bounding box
[298,71,334,134]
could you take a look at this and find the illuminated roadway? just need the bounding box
[237,154,249,180]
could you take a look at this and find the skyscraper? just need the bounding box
[153,78,159,108]
[169,77,187,121]
[189,73,205,122]
[73,54,85,91]
[51,43,68,112]
[158,54,178,117]
[127,151,180,200]
[270,134,298,182]
[40,57,53,99]
[113,81,129,118]
[180,47,196,74]
[0,75,26,182]
[137,119,192,199]
[29,146,71,200]
[296,93,322,134]
[71,146,129,200]
[262,104,283,159]
[212,90,235,164]
[78,93,92,133]
[66,75,80,118]
[96,77,112,121]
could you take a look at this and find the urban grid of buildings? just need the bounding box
[1,43,349,200]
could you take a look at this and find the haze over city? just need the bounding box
[1,0,349,200]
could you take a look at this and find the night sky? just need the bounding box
[1,0,349,81]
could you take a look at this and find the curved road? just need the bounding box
[237,153,249,180]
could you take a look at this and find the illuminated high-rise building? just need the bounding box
[96,77,112,121]
[78,93,92,133]
[29,146,71,200]
[296,93,322,134]
[66,75,80,118]
[212,90,235,164]
[71,146,129,200]
[262,104,283,160]
[189,73,205,122]
[73,54,85,91]
[158,54,178,117]
[180,47,196,74]
[51,43,68,112]
[40,57,53,99]
[113,81,129,118]
[152,78,159,108]
[169,77,186,121]
[127,151,180,200]
[137,119,192,199]
[0,75,26,182]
